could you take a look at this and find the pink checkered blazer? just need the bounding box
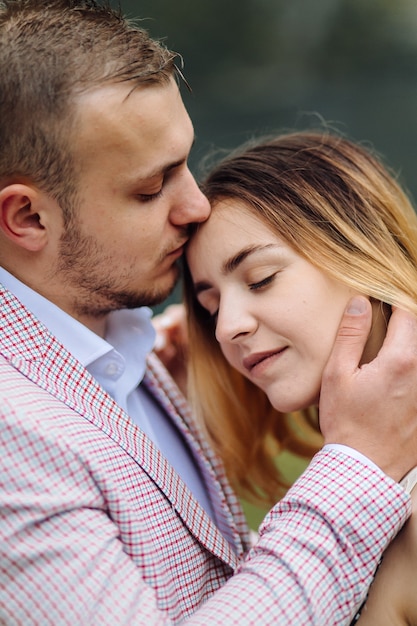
[0,284,411,625]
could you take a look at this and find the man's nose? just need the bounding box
[171,168,211,225]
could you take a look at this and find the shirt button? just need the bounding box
[105,362,120,376]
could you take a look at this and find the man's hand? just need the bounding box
[320,296,417,481]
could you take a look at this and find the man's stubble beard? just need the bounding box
[54,221,180,319]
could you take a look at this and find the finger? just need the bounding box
[154,329,168,352]
[157,304,185,328]
[153,305,186,337]
[323,296,372,378]
[377,306,417,359]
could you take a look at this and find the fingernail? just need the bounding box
[346,296,366,315]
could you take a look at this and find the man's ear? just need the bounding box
[0,184,48,251]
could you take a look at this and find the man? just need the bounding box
[0,1,416,624]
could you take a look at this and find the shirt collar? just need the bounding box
[0,267,156,379]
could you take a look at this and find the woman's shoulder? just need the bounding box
[356,487,417,625]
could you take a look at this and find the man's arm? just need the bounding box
[2,297,417,624]
[196,449,409,625]
[1,408,408,626]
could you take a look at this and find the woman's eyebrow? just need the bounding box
[222,244,278,275]
[193,244,279,296]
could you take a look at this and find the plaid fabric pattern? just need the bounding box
[0,285,411,625]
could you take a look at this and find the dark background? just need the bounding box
[112,0,417,311]
[114,0,417,187]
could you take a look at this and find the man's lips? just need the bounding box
[242,348,287,373]
[167,241,187,257]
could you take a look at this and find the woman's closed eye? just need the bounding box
[209,309,219,323]
[200,301,219,321]
[195,290,219,321]
[249,273,277,291]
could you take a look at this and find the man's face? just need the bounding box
[52,79,210,329]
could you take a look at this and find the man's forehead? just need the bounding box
[72,79,194,179]
[76,80,176,121]
[75,79,184,132]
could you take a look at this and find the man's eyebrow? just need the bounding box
[193,244,277,296]
[140,139,196,181]
[139,157,185,181]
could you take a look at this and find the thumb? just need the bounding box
[324,296,372,379]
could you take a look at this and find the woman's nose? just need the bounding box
[215,301,257,344]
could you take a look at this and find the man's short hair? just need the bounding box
[0,0,180,216]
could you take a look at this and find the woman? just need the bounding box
[182,130,417,624]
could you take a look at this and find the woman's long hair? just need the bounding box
[183,131,417,506]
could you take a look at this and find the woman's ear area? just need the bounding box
[0,183,49,251]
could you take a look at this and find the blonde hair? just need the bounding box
[183,131,417,506]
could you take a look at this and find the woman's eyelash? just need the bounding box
[249,273,276,290]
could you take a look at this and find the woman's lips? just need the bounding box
[242,347,288,374]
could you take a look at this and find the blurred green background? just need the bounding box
[115,0,417,312]
[115,0,417,200]
[113,0,417,527]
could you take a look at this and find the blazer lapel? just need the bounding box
[144,353,250,557]
[0,286,246,568]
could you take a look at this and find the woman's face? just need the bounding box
[186,200,355,412]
